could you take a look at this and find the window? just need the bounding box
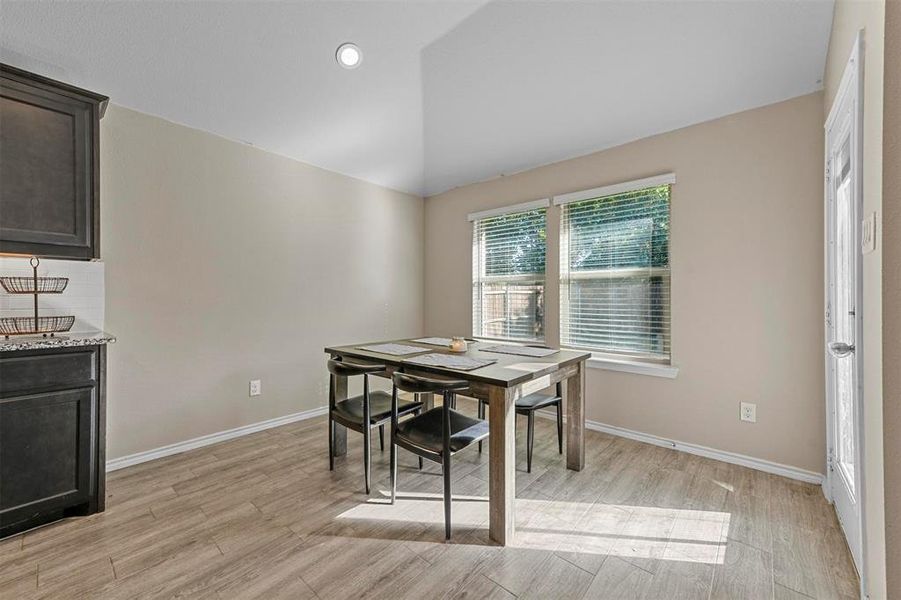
[471,200,548,342]
[558,175,673,363]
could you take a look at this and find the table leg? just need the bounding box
[411,393,434,411]
[333,374,347,457]
[566,361,585,471]
[488,385,516,545]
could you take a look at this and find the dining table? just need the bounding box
[324,337,591,546]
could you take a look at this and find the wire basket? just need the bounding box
[0,258,76,337]
[0,276,69,294]
[0,315,75,336]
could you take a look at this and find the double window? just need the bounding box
[471,200,548,342]
[470,175,673,364]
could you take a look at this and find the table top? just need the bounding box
[324,338,590,387]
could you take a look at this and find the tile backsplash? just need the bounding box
[0,256,105,333]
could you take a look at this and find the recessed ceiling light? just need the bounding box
[336,43,362,69]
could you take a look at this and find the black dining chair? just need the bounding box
[389,372,489,540]
[477,382,563,473]
[327,359,423,494]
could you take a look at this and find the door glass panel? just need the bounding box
[833,137,856,494]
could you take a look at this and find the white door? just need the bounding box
[824,33,864,575]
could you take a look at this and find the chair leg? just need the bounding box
[443,452,452,540]
[328,415,335,471]
[478,401,484,453]
[527,412,535,473]
[390,436,397,504]
[413,408,424,470]
[363,426,371,495]
[379,424,385,452]
[556,401,563,455]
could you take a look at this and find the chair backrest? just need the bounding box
[327,358,385,378]
[327,358,386,413]
[392,372,468,395]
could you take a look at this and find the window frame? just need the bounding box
[555,174,675,364]
[469,199,550,343]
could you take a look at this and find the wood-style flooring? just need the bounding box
[0,405,859,599]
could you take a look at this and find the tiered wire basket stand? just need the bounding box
[0,257,75,338]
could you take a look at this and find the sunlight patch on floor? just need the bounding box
[713,479,735,492]
[337,490,489,527]
[337,493,731,564]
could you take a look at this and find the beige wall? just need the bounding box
[882,0,899,596]
[101,105,424,459]
[425,93,826,473]
[824,0,887,596]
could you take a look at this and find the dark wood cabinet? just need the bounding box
[0,64,107,259]
[0,345,107,537]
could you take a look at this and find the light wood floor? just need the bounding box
[1,407,858,599]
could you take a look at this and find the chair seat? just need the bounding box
[395,407,489,454]
[515,392,562,411]
[479,392,561,411]
[333,391,422,425]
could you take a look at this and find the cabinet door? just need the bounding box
[0,74,98,258]
[0,387,96,531]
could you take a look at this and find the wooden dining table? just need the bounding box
[324,337,591,546]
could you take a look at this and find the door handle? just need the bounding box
[828,342,855,358]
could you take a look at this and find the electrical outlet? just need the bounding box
[249,379,262,397]
[740,402,756,423]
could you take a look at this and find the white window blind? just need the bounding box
[559,182,671,362]
[471,203,547,342]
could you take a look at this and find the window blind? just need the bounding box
[560,184,671,362]
[472,205,547,342]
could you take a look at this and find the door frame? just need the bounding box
[823,29,866,593]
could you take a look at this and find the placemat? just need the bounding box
[411,337,453,346]
[480,345,559,357]
[403,353,497,371]
[357,343,428,356]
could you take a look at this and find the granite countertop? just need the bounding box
[0,330,116,352]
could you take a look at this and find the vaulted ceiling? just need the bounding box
[1,1,834,197]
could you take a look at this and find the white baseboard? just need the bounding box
[106,406,328,472]
[109,402,823,487]
[534,409,824,485]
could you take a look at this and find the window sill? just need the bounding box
[585,356,679,379]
